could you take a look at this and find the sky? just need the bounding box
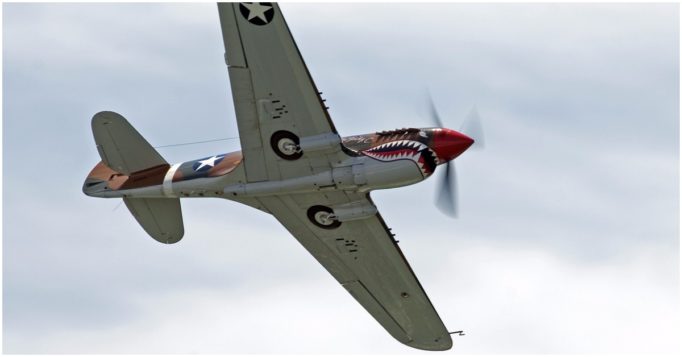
[2,2,680,354]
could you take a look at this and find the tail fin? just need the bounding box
[92,111,167,175]
[123,197,184,244]
[91,111,184,244]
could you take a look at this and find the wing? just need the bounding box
[256,191,453,351]
[217,3,345,183]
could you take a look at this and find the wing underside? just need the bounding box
[218,3,345,183]
[256,192,453,351]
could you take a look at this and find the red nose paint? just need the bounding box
[432,128,474,163]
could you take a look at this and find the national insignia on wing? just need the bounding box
[239,3,275,26]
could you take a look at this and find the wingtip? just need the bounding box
[403,337,453,351]
[394,332,453,351]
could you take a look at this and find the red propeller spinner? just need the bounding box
[431,128,474,163]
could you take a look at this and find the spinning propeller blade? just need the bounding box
[460,106,485,150]
[426,93,484,218]
[427,94,445,128]
[435,161,458,218]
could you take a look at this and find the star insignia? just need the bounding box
[239,2,275,26]
[194,155,225,172]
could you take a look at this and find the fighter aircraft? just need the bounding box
[83,3,482,351]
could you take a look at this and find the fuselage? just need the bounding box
[83,127,473,200]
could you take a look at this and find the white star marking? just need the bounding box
[195,155,224,171]
[242,3,272,22]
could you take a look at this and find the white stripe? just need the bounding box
[163,163,182,197]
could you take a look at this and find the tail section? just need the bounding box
[87,111,184,244]
[123,197,184,244]
[91,111,168,174]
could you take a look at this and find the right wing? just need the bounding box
[255,191,453,351]
[217,3,346,183]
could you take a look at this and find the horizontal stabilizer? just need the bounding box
[92,111,167,175]
[123,198,184,244]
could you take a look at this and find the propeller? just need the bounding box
[427,94,484,218]
[460,106,485,150]
[435,157,458,217]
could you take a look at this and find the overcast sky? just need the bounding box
[3,2,679,354]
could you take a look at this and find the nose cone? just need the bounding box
[432,128,474,163]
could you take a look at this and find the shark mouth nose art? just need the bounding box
[362,140,439,176]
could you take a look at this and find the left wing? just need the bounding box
[254,191,453,351]
[217,3,346,183]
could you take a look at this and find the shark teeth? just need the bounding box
[366,140,428,154]
[362,139,437,177]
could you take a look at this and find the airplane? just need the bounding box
[83,2,481,351]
